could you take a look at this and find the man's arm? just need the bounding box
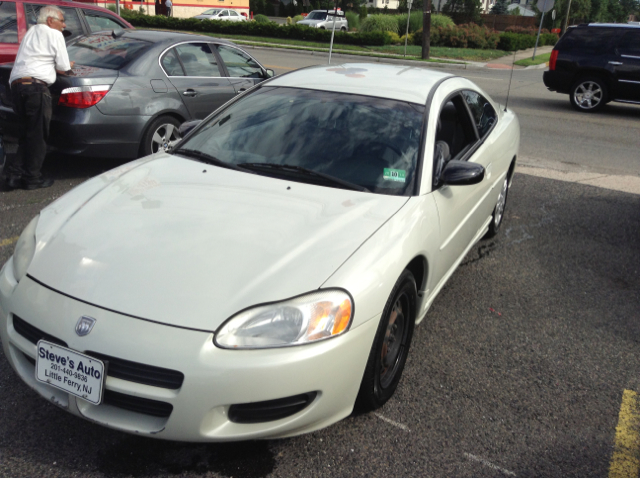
[52,29,72,72]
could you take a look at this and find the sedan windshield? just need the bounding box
[67,35,152,70]
[306,11,327,20]
[176,87,425,196]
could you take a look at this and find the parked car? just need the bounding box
[0,30,274,158]
[296,9,348,30]
[543,23,640,112]
[0,0,133,64]
[0,63,519,441]
[193,8,247,22]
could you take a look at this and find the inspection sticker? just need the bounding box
[383,168,406,183]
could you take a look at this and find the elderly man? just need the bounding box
[3,6,74,190]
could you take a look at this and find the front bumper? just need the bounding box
[0,259,377,442]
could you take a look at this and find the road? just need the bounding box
[0,50,639,477]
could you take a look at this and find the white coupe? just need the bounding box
[0,63,519,442]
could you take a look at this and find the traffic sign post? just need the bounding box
[404,0,413,58]
[533,0,554,59]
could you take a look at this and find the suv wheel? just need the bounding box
[570,77,607,112]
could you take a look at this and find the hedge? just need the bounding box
[497,31,557,51]
[121,12,390,45]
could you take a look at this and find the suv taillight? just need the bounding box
[58,85,111,109]
[549,49,559,71]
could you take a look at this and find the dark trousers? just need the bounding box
[5,82,52,184]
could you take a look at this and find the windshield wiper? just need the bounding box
[239,163,370,192]
[175,149,247,172]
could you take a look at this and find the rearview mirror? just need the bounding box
[441,160,484,186]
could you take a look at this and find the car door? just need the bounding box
[0,1,19,63]
[218,9,230,20]
[214,43,266,94]
[612,30,640,102]
[81,9,128,33]
[161,42,237,119]
[429,91,495,283]
[228,9,242,21]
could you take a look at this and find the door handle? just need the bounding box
[182,89,197,96]
[609,61,623,65]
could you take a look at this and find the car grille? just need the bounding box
[12,316,184,389]
[13,315,68,347]
[85,351,184,390]
[228,392,317,424]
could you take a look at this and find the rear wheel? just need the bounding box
[140,115,182,157]
[341,26,347,31]
[356,270,417,411]
[485,174,509,238]
[570,77,607,112]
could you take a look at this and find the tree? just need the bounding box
[554,0,590,25]
[490,0,508,14]
[441,0,482,23]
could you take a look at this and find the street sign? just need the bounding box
[551,8,556,19]
[536,0,554,12]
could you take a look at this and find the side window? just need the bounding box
[216,44,263,78]
[229,10,239,16]
[220,10,229,16]
[161,48,184,76]
[0,1,18,43]
[26,5,83,39]
[174,43,222,77]
[617,31,640,57]
[462,90,497,138]
[83,11,126,33]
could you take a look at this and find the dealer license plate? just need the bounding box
[35,340,105,405]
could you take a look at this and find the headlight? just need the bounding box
[12,215,39,283]
[215,289,353,349]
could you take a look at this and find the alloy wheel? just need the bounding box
[151,123,181,154]
[573,81,603,110]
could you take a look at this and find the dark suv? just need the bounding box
[543,24,640,112]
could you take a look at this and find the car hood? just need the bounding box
[29,154,408,332]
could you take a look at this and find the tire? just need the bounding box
[341,26,347,32]
[356,270,417,412]
[140,115,182,157]
[569,76,607,112]
[485,174,509,239]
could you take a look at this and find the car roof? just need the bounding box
[577,23,640,29]
[98,29,234,46]
[12,0,125,16]
[268,63,453,105]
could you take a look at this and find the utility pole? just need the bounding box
[421,0,431,59]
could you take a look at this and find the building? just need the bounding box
[88,0,249,18]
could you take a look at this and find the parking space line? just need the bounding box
[463,453,516,476]
[373,413,410,432]
[0,236,19,249]
[609,390,640,478]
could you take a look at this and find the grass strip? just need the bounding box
[514,52,551,66]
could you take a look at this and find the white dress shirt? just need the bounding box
[9,24,72,86]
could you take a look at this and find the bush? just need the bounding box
[431,13,454,28]
[413,23,499,49]
[387,31,401,43]
[124,13,390,45]
[540,32,558,46]
[359,5,368,20]
[286,16,292,25]
[345,11,359,30]
[254,13,271,23]
[396,11,422,34]
[292,14,303,23]
[399,33,414,45]
[497,31,536,50]
[360,13,398,33]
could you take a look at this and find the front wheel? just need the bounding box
[140,115,182,157]
[356,270,417,411]
[570,77,607,112]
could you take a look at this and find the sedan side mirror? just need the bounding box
[265,69,275,78]
[178,120,202,138]
[441,160,484,186]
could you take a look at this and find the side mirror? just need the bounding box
[441,160,484,186]
[62,29,72,38]
[178,119,202,138]
[265,69,275,78]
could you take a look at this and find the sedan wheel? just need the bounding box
[570,77,607,112]
[485,174,509,238]
[356,270,416,411]
[141,115,182,157]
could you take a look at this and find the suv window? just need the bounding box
[617,30,640,57]
[25,4,84,40]
[559,28,619,54]
[84,10,126,33]
[462,90,497,138]
[0,1,18,43]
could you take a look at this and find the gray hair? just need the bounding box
[37,5,63,24]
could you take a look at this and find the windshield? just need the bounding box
[67,35,152,70]
[306,11,327,20]
[176,87,424,196]
[202,8,223,14]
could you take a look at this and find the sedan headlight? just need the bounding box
[215,290,353,349]
[12,215,39,283]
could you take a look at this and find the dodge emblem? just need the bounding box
[75,316,96,336]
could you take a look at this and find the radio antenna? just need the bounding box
[504,49,517,112]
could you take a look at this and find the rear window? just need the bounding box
[67,34,152,70]
[558,27,619,54]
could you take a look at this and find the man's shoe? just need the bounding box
[22,177,54,190]
[2,176,22,190]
